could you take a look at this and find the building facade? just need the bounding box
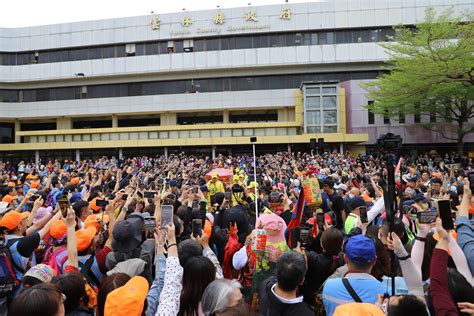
[0,0,472,162]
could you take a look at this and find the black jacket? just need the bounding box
[302,251,344,306]
[258,276,313,316]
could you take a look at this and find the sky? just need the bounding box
[0,0,319,28]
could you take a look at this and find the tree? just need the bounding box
[363,8,474,155]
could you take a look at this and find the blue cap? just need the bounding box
[413,193,429,203]
[69,192,82,204]
[347,196,366,211]
[169,179,177,187]
[345,235,376,265]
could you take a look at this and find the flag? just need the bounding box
[287,188,305,246]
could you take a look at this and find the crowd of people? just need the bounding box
[0,150,473,316]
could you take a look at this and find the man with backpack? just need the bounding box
[322,235,385,315]
[0,209,61,309]
[1,210,61,282]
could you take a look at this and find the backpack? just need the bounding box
[43,246,68,276]
[0,243,20,298]
[78,255,99,309]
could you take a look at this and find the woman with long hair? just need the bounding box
[179,256,216,316]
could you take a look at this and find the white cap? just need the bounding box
[334,183,347,192]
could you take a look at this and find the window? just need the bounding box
[230,110,277,123]
[174,41,184,53]
[0,90,18,103]
[177,112,223,125]
[269,34,284,47]
[115,45,126,57]
[0,123,14,144]
[235,36,252,49]
[367,101,375,124]
[118,116,160,127]
[220,37,235,50]
[207,38,220,51]
[194,39,205,52]
[21,122,56,131]
[135,44,146,56]
[103,46,115,58]
[430,111,436,123]
[304,84,338,133]
[414,105,421,123]
[73,119,112,129]
[254,35,269,48]
[384,109,390,124]
[399,107,405,124]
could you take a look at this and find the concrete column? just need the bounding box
[164,147,168,158]
[14,120,21,143]
[161,113,177,126]
[112,115,118,128]
[212,146,216,160]
[223,110,229,123]
[75,149,80,162]
[57,117,72,130]
[35,151,40,165]
[118,148,123,159]
[340,143,344,154]
[278,108,288,122]
[287,144,291,153]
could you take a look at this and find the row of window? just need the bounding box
[23,127,298,144]
[0,71,382,103]
[367,102,436,124]
[0,27,398,66]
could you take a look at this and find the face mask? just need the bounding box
[348,194,354,199]
[421,203,429,211]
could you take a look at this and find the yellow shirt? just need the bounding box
[207,180,225,197]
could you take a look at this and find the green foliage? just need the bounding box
[362,7,474,151]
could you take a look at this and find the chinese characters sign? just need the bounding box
[151,8,292,35]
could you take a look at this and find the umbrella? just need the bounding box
[205,168,233,181]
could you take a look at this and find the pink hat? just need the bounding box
[34,207,52,224]
[256,213,287,243]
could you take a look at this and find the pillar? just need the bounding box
[223,110,229,123]
[164,147,168,158]
[75,149,80,162]
[278,108,288,122]
[112,115,118,128]
[287,144,291,153]
[211,146,216,160]
[57,117,72,130]
[35,151,40,165]
[14,120,20,143]
[340,143,344,154]
[161,113,177,126]
[118,148,123,159]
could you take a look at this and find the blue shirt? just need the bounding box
[62,254,103,286]
[456,216,474,275]
[322,273,386,315]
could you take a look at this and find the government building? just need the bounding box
[0,0,472,162]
